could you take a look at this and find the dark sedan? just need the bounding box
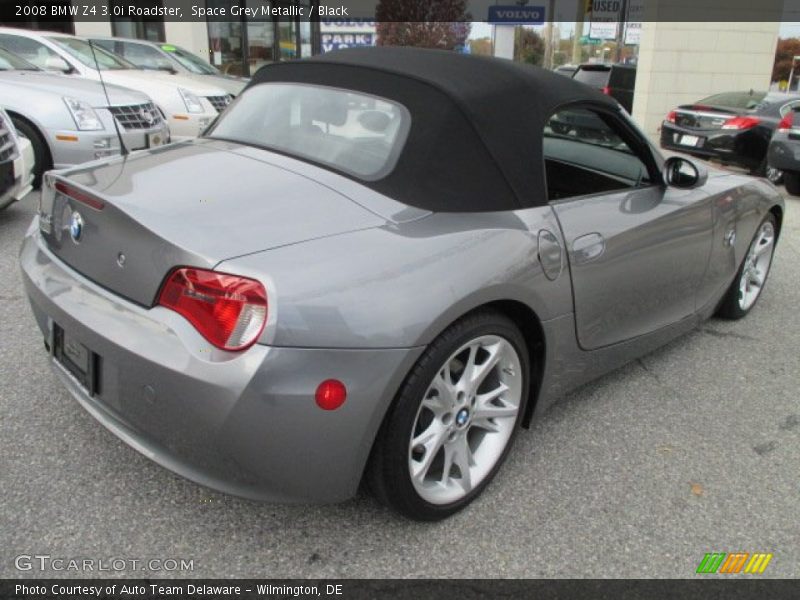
[661,91,800,182]
[768,106,800,195]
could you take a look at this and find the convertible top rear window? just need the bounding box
[242,47,618,212]
[208,83,410,180]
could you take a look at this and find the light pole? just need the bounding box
[614,0,629,63]
[788,55,800,91]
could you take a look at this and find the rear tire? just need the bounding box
[368,310,530,521]
[10,116,51,190]
[715,214,777,320]
[784,171,800,196]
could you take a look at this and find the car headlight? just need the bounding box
[179,87,204,113]
[63,97,104,131]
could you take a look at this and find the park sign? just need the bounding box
[487,5,545,24]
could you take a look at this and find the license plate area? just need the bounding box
[53,324,100,395]
[678,134,701,147]
[147,131,167,148]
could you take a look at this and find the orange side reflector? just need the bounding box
[55,134,79,142]
[173,115,190,120]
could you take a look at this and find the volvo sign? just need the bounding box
[487,5,545,24]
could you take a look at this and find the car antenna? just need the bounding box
[88,39,128,157]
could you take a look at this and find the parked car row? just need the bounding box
[0,28,247,208]
[660,90,793,186]
[557,62,799,195]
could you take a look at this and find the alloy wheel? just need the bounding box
[766,166,783,185]
[408,335,523,505]
[738,221,775,311]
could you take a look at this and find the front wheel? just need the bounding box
[715,214,777,319]
[368,310,529,521]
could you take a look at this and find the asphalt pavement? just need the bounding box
[1,189,798,578]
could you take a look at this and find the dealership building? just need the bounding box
[3,0,785,141]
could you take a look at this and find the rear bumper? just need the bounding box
[20,224,421,503]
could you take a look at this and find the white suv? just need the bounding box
[0,29,232,140]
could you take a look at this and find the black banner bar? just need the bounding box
[1,0,800,23]
[2,579,800,600]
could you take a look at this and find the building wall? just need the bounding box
[633,20,780,141]
[163,22,210,60]
[71,0,111,37]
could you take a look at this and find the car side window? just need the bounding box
[543,107,652,202]
[0,35,62,69]
[779,101,800,117]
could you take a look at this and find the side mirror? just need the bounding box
[44,55,72,73]
[663,155,708,189]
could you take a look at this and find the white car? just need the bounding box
[88,37,247,97]
[0,29,232,140]
[0,107,33,210]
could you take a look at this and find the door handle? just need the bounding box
[572,232,605,264]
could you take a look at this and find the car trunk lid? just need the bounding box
[38,139,384,306]
[672,104,741,130]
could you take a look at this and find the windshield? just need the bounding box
[696,91,768,111]
[94,39,174,71]
[51,37,133,70]
[208,83,411,180]
[0,47,39,71]
[160,44,219,75]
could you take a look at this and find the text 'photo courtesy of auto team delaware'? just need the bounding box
[1,3,799,591]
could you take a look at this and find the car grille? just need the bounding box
[108,102,163,130]
[0,113,19,162]
[206,95,233,113]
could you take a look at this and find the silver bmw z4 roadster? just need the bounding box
[20,48,784,521]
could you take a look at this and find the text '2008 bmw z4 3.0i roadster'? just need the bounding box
[20,48,784,521]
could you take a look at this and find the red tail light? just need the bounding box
[778,112,794,132]
[55,180,105,211]
[666,110,677,123]
[157,267,267,351]
[602,86,611,95]
[721,116,761,130]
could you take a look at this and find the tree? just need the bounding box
[469,37,494,56]
[375,0,471,51]
[773,38,800,83]
[515,27,545,66]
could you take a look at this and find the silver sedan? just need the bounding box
[0,46,169,187]
[20,48,784,521]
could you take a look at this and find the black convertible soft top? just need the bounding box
[248,46,618,212]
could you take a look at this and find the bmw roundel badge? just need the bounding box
[69,211,84,243]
